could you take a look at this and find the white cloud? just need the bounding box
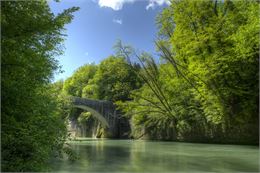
[97,0,170,11]
[146,0,171,10]
[84,52,89,56]
[96,0,171,11]
[113,19,123,24]
[98,0,134,10]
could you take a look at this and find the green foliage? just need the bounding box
[92,56,142,101]
[62,144,79,162]
[118,0,259,144]
[166,0,259,127]
[77,112,92,124]
[63,64,97,97]
[63,54,141,103]
[1,1,78,171]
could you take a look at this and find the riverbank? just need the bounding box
[71,136,259,146]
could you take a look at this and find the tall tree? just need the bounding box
[156,0,259,142]
[1,1,78,171]
[118,0,259,143]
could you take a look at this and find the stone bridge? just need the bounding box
[70,97,125,138]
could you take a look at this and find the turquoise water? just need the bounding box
[50,138,259,172]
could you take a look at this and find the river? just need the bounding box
[50,138,259,172]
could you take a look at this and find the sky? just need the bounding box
[49,0,170,81]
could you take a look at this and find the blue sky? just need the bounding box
[49,0,170,81]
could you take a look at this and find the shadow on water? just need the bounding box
[50,139,259,172]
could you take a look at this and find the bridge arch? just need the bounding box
[70,97,130,138]
[73,105,109,128]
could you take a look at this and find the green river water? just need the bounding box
[50,138,259,172]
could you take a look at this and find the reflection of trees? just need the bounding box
[51,141,259,172]
[128,140,147,172]
[91,142,131,172]
[71,140,132,172]
[128,141,187,172]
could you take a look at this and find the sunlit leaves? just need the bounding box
[118,0,258,143]
[1,1,78,171]
[63,64,97,97]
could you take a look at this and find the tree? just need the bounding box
[118,0,259,143]
[1,1,78,171]
[155,0,259,142]
[92,56,142,102]
[63,63,97,97]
